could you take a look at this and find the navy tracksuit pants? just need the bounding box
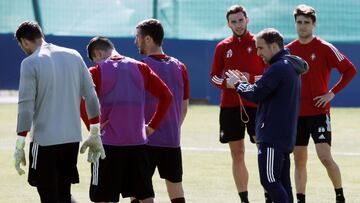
[258,143,293,203]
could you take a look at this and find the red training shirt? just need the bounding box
[210,32,267,107]
[286,37,357,116]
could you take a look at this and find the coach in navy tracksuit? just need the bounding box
[226,28,308,203]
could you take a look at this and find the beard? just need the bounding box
[298,30,312,40]
[232,27,247,38]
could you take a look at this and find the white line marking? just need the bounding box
[182,146,360,156]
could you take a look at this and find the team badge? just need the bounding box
[311,53,316,61]
[247,47,252,53]
[226,49,233,58]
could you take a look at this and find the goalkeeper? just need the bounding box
[14,21,103,203]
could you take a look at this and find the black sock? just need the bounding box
[296,193,305,203]
[239,191,249,203]
[335,188,345,203]
[171,197,186,203]
[264,192,272,203]
[131,199,141,203]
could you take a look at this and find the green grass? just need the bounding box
[1,104,360,202]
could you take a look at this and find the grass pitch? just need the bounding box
[1,104,359,202]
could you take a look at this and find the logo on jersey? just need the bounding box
[311,53,316,61]
[247,47,252,54]
[226,49,233,58]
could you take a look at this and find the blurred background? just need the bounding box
[1,0,359,106]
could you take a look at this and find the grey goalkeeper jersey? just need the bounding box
[17,43,100,146]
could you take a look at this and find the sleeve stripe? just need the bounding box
[323,41,345,61]
[212,76,223,85]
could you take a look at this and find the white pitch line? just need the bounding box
[182,146,360,156]
[0,96,17,104]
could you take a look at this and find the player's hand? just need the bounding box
[80,124,106,163]
[14,136,26,175]
[145,125,155,137]
[313,91,335,108]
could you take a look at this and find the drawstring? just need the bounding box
[238,95,249,123]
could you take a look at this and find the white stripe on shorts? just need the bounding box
[266,147,275,183]
[31,142,39,169]
[92,161,99,186]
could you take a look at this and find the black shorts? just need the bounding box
[146,146,183,183]
[296,113,332,146]
[219,106,256,143]
[90,145,154,202]
[28,142,80,202]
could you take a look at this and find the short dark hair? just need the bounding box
[136,19,164,46]
[15,21,44,42]
[86,36,114,61]
[256,28,284,49]
[226,5,248,22]
[293,4,317,23]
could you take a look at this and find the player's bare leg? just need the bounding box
[229,139,249,201]
[315,143,342,187]
[293,146,307,203]
[293,146,308,194]
[315,143,345,202]
[165,180,185,202]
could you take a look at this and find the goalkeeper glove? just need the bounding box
[14,136,26,175]
[80,123,106,163]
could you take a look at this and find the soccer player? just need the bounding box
[226,28,308,203]
[14,21,104,203]
[81,36,173,203]
[210,5,266,202]
[133,19,189,203]
[286,4,357,203]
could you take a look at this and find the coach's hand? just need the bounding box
[226,70,247,89]
[14,136,26,175]
[80,124,106,163]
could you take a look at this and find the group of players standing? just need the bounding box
[13,3,356,203]
[14,19,188,203]
[211,4,356,203]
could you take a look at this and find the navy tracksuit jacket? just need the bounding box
[236,48,308,203]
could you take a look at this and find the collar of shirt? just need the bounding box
[149,54,170,61]
[232,31,252,43]
[269,48,290,64]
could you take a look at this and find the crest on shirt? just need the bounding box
[247,47,252,53]
[226,49,233,58]
[311,53,316,61]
